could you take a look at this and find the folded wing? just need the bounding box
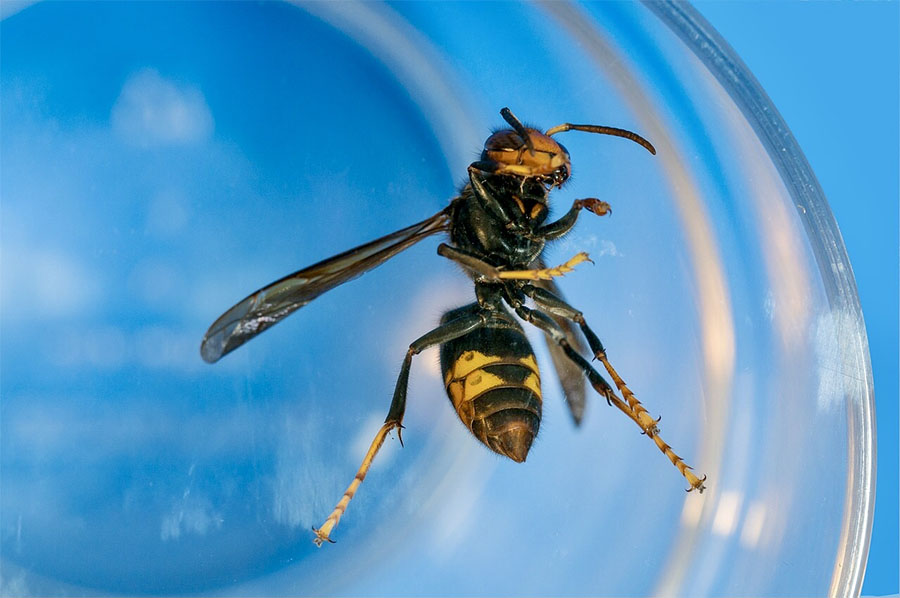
[531,257,589,425]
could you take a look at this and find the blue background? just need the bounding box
[0,1,896,596]
[697,3,898,595]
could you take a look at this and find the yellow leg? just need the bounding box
[597,353,659,435]
[498,252,592,281]
[598,353,706,493]
[312,421,399,546]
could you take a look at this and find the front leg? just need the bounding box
[438,243,591,282]
[437,244,503,281]
[468,162,518,227]
[536,198,611,241]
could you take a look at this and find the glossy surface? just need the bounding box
[0,2,874,596]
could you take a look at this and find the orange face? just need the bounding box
[482,128,571,186]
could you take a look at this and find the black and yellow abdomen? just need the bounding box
[439,304,541,462]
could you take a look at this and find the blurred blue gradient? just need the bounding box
[1,1,893,596]
[696,4,898,595]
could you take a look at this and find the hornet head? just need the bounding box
[481,107,656,190]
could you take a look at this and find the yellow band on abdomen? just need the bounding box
[445,352,542,412]
[444,350,541,386]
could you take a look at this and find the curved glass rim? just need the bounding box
[0,2,874,595]
[643,3,876,597]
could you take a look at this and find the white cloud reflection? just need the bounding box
[1,246,101,319]
[271,412,340,530]
[145,188,190,238]
[161,492,223,541]
[111,68,213,147]
[48,324,207,373]
[740,501,767,549]
[814,307,862,414]
[712,490,743,537]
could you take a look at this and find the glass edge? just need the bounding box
[0,1,876,594]
[643,2,876,597]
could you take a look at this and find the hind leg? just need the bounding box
[515,299,706,493]
[522,285,658,434]
[313,310,489,546]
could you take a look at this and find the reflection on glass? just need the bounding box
[0,1,872,596]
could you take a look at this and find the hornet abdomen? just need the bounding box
[439,304,541,462]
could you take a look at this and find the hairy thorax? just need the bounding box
[450,179,549,268]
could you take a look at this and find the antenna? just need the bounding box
[500,107,535,156]
[545,123,657,155]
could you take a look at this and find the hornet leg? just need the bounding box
[511,304,633,424]
[313,311,488,546]
[438,243,592,282]
[467,162,518,227]
[523,285,659,431]
[516,297,706,493]
[536,198,612,241]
